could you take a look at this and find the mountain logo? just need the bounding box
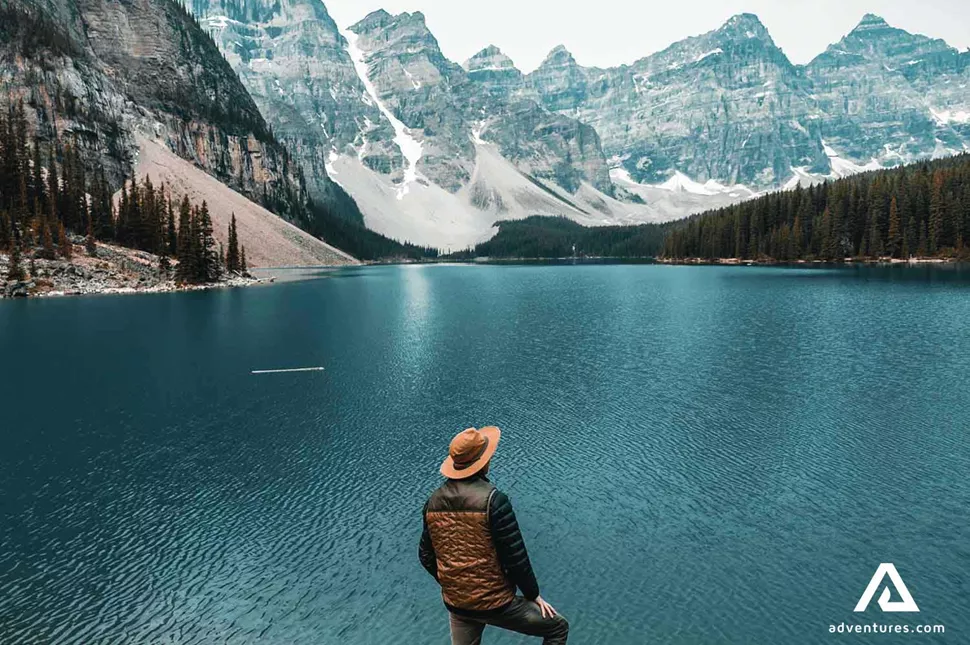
[854,563,920,613]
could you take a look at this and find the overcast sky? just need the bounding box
[324,0,970,73]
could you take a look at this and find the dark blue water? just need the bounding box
[2,265,969,644]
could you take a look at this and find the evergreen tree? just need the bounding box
[868,211,883,258]
[904,215,917,259]
[85,214,97,257]
[7,235,24,281]
[166,200,177,256]
[196,201,218,282]
[116,181,131,245]
[57,221,71,260]
[30,141,44,214]
[226,213,240,273]
[39,215,55,260]
[175,197,194,283]
[46,145,59,226]
[820,208,836,259]
[928,171,944,254]
[0,210,10,252]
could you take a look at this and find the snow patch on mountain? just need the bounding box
[327,140,629,250]
[326,140,744,250]
[783,166,823,190]
[610,169,754,219]
[403,67,422,90]
[930,108,970,125]
[342,28,423,200]
[695,48,723,62]
[203,15,241,29]
[822,140,882,177]
[656,171,749,196]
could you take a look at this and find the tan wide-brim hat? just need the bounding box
[440,426,501,479]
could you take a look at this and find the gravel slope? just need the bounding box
[133,138,359,268]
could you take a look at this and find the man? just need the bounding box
[419,426,569,645]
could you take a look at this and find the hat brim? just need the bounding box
[440,426,501,479]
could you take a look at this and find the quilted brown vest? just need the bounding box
[425,477,516,611]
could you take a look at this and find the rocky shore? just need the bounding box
[1,238,261,299]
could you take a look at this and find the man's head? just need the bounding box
[440,426,500,479]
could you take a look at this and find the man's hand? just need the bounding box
[535,595,558,619]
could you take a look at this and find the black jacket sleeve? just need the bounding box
[488,490,540,600]
[418,503,438,580]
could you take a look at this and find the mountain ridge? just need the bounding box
[19,2,967,250]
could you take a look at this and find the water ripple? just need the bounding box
[1,265,968,644]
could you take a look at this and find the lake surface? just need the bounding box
[2,264,969,644]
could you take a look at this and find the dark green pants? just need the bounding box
[448,597,569,645]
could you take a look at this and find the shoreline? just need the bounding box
[414,255,965,267]
[0,240,345,300]
[22,274,269,299]
[656,256,962,266]
[6,250,965,299]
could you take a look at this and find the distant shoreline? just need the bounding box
[408,255,965,267]
[6,253,965,300]
[657,256,961,267]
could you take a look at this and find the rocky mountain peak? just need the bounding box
[853,13,891,32]
[541,45,578,67]
[464,45,519,73]
[355,9,394,30]
[715,13,773,43]
[831,11,955,61]
[352,9,444,56]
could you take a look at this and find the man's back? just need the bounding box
[423,476,530,611]
[419,427,568,645]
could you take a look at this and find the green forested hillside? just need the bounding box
[451,216,671,259]
[452,155,970,262]
[663,154,970,261]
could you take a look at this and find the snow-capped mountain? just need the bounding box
[188,3,751,247]
[185,4,970,247]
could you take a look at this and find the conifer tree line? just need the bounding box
[1,101,246,283]
[447,215,671,259]
[663,154,970,261]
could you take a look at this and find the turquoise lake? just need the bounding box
[1,264,969,644]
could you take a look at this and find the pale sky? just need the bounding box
[324,0,970,73]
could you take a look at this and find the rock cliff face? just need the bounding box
[348,10,476,193]
[347,11,621,198]
[464,45,522,98]
[188,0,376,219]
[0,0,310,218]
[804,14,970,167]
[526,15,828,188]
[525,13,970,189]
